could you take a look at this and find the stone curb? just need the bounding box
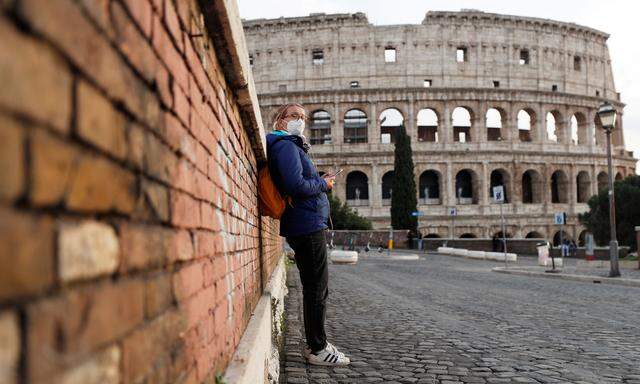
[492,267,640,288]
[359,254,420,261]
[223,256,288,383]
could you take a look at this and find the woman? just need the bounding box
[266,103,350,366]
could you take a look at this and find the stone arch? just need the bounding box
[578,230,590,246]
[597,171,608,191]
[418,170,441,204]
[517,108,536,142]
[546,110,564,143]
[452,106,474,142]
[569,112,588,145]
[381,170,394,203]
[424,233,441,238]
[343,108,368,144]
[455,169,479,204]
[615,172,623,181]
[550,170,569,203]
[309,109,332,145]
[460,233,476,238]
[346,170,369,204]
[485,107,506,141]
[417,108,439,142]
[525,231,544,238]
[576,171,591,203]
[552,230,572,246]
[521,169,543,204]
[379,107,404,143]
[489,168,512,203]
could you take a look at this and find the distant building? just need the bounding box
[244,10,637,243]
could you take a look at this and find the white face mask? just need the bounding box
[286,119,305,136]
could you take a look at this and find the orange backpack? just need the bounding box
[258,138,291,219]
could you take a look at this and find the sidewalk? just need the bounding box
[492,256,640,288]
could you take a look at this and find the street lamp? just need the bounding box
[596,102,620,277]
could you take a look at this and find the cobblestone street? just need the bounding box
[281,253,640,384]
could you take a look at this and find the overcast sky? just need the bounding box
[238,0,639,170]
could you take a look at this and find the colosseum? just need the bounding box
[243,10,637,244]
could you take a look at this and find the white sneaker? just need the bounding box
[304,342,350,366]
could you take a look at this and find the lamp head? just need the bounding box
[597,102,617,131]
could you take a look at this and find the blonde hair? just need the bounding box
[272,103,306,130]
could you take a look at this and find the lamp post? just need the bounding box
[596,102,620,277]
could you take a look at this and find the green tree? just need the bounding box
[390,125,418,233]
[327,193,372,230]
[579,175,640,251]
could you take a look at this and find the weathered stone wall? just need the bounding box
[0,0,281,382]
[243,11,637,242]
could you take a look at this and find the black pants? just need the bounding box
[286,229,328,352]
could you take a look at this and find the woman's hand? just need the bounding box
[322,174,335,190]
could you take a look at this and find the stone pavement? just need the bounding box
[281,253,640,384]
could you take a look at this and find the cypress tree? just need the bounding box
[390,125,418,232]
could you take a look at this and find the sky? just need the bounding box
[238,0,640,171]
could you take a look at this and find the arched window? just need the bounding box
[486,108,503,141]
[344,109,368,144]
[546,111,563,143]
[419,170,440,204]
[597,172,608,191]
[455,169,477,204]
[452,107,472,143]
[517,109,534,142]
[346,171,369,205]
[381,171,394,205]
[379,108,404,143]
[552,230,571,247]
[570,113,588,146]
[525,231,544,239]
[576,171,590,203]
[417,108,438,142]
[522,170,542,204]
[490,169,510,203]
[309,110,331,145]
[551,170,569,203]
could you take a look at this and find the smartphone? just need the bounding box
[324,168,343,178]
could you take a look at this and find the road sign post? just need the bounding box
[492,186,508,268]
[447,207,457,246]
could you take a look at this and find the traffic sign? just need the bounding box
[492,185,505,203]
[554,212,566,225]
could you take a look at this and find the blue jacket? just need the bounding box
[266,132,330,237]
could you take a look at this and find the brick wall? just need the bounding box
[0,0,281,383]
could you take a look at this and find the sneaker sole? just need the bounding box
[306,358,350,366]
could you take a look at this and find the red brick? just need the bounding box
[183,285,215,330]
[120,309,184,383]
[19,0,160,130]
[163,0,184,52]
[119,223,169,271]
[66,154,137,214]
[145,272,174,319]
[111,1,158,84]
[0,208,54,301]
[152,13,188,91]
[168,229,195,263]
[143,131,179,185]
[0,114,25,201]
[27,279,144,381]
[174,81,190,127]
[170,191,200,228]
[0,17,71,133]
[121,0,153,37]
[173,261,204,301]
[138,178,170,222]
[76,80,128,160]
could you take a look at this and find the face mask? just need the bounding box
[287,119,305,136]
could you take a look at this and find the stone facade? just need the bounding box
[0,0,282,383]
[244,10,637,243]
